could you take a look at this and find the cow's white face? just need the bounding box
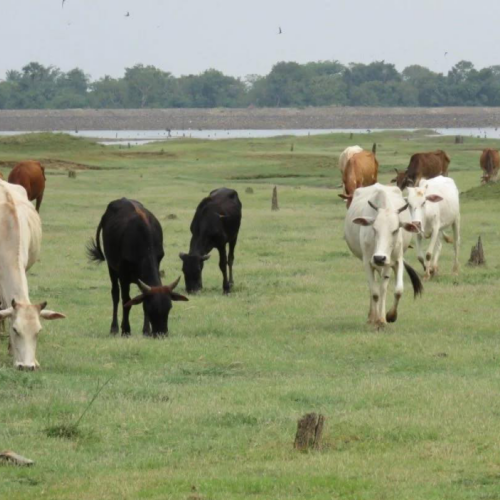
[353,202,418,267]
[407,187,443,231]
[0,300,65,370]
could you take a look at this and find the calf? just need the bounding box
[406,176,460,280]
[8,161,46,212]
[480,148,500,183]
[0,180,65,370]
[392,150,450,190]
[344,183,422,326]
[339,151,378,207]
[87,198,188,337]
[180,188,242,294]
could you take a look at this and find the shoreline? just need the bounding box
[1,107,500,131]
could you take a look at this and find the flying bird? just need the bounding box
[125,11,130,17]
[444,52,448,57]
[278,27,282,34]
[62,0,66,7]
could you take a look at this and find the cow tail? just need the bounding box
[86,220,105,263]
[404,261,423,298]
[487,150,494,176]
[372,143,377,154]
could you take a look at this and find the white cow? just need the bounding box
[0,180,65,370]
[344,183,422,326]
[338,146,363,177]
[406,175,460,280]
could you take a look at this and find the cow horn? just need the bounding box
[398,203,409,214]
[368,201,378,211]
[394,168,399,174]
[137,280,152,294]
[164,276,181,293]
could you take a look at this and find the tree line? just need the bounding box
[2,60,500,109]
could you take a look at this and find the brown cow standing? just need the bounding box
[480,148,500,183]
[392,150,450,190]
[339,151,379,208]
[8,161,46,212]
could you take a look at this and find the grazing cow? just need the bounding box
[87,198,188,337]
[8,161,46,212]
[0,180,65,370]
[406,176,460,280]
[180,188,242,294]
[338,145,363,176]
[392,150,450,190]
[344,183,422,326]
[480,148,500,183]
[339,151,379,207]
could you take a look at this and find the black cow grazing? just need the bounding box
[180,188,242,294]
[87,198,188,337]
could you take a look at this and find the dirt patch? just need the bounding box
[2,107,500,131]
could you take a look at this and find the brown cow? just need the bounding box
[480,148,500,183]
[8,161,46,212]
[339,151,378,208]
[392,150,450,190]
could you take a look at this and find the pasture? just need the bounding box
[1,130,500,500]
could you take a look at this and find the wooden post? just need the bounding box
[272,186,279,211]
[349,132,353,140]
[294,413,325,451]
[290,143,294,152]
[468,236,486,266]
[68,170,76,178]
[454,135,464,144]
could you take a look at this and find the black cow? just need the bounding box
[87,198,188,337]
[180,188,242,294]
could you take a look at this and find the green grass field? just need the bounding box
[1,130,500,500]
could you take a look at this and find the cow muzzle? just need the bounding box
[15,362,37,371]
[372,255,387,266]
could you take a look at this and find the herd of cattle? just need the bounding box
[0,144,498,370]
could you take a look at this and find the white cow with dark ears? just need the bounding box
[0,180,65,370]
[406,176,460,280]
[344,183,423,327]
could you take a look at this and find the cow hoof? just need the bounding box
[110,326,119,335]
[386,311,398,323]
[121,331,131,338]
[375,320,387,329]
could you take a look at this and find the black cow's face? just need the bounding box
[179,253,210,293]
[144,294,171,336]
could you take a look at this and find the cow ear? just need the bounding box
[201,254,211,262]
[400,222,420,233]
[390,178,397,183]
[179,252,188,261]
[124,295,146,308]
[426,194,443,203]
[170,292,189,302]
[352,217,374,226]
[0,307,13,319]
[338,194,349,200]
[40,310,66,320]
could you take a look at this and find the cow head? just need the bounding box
[390,169,409,190]
[406,187,443,231]
[352,200,419,266]
[0,299,65,370]
[124,277,188,336]
[179,253,210,293]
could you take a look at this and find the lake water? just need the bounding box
[0,127,498,146]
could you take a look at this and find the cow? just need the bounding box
[406,176,460,280]
[0,180,65,370]
[180,188,242,294]
[392,150,450,190]
[480,148,500,183]
[87,198,188,337]
[338,145,363,176]
[8,161,46,212]
[344,183,423,327]
[339,150,379,207]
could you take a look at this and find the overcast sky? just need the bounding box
[2,0,499,80]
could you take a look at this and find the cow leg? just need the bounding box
[218,246,230,294]
[364,260,379,325]
[387,259,404,323]
[430,236,443,277]
[416,233,425,271]
[119,279,132,336]
[109,269,120,335]
[424,225,440,280]
[35,191,44,212]
[142,303,151,336]
[228,237,238,287]
[376,268,391,327]
[452,215,461,274]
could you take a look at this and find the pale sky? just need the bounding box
[2,0,499,80]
